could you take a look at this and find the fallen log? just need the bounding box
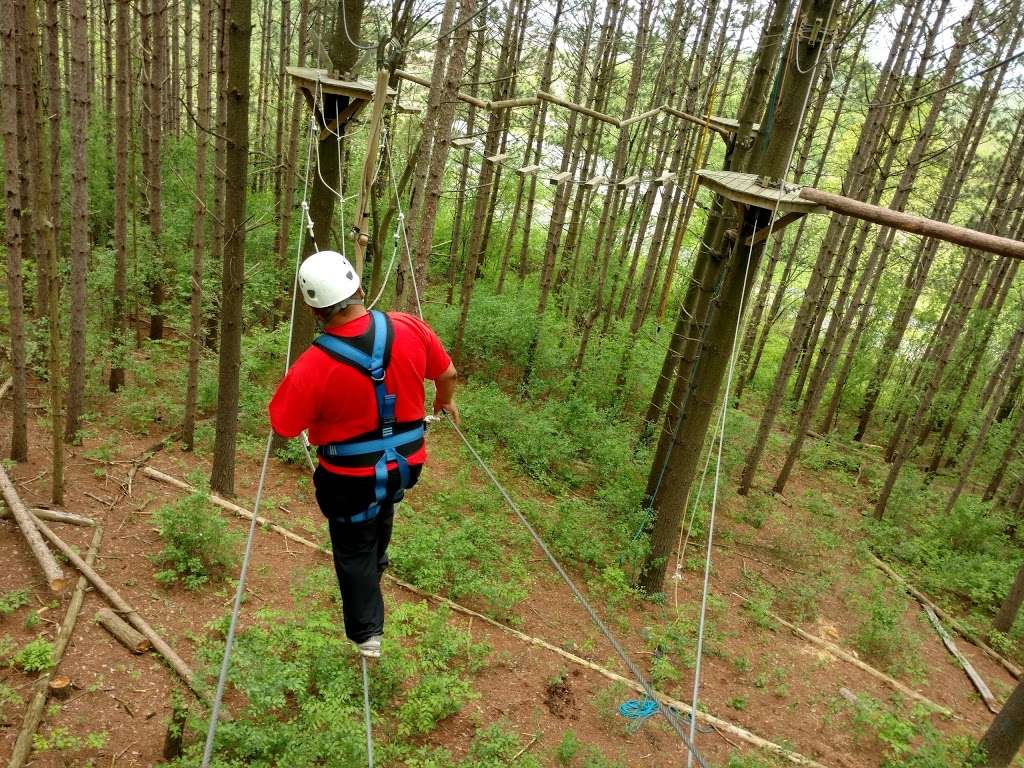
[8,527,101,768]
[730,591,955,717]
[31,516,202,699]
[0,377,11,400]
[96,607,151,654]
[0,507,96,527]
[142,466,329,551]
[868,552,1022,680]
[147,467,832,768]
[0,464,67,591]
[923,604,1000,714]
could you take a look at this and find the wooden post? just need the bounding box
[351,68,390,276]
[799,186,1024,261]
[0,464,67,590]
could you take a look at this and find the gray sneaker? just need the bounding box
[356,635,382,659]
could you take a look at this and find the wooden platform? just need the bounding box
[708,116,760,135]
[695,170,823,215]
[287,66,396,138]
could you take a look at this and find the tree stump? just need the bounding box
[48,676,72,700]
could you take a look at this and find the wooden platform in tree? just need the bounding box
[707,116,760,134]
[287,67,396,139]
[695,170,823,215]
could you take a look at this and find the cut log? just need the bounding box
[3,507,96,526]
[147,467,829,768]
[47,676,72,700]
[548,171,571,184]
[0,464,67,590]
[923,604,1000,714]
[8,527,101,768]
[96,607,151,653]
[869,552,1022,679]
[30,516,202,699]
[731,592,955,717]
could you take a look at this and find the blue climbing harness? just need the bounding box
[313,310,424,523]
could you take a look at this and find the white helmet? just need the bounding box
[297,250,361,309]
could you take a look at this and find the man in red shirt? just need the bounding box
[269,250,458,658]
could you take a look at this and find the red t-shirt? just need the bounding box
[268,311,452,476]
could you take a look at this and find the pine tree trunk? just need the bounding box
[148,0,167,340]
[979,677,1024,766]
[183,0,212,451]
[209,0,252,496]
[65,0,91,443]
[640,0,836,592]
[109,0,130,391]
[1,1,29,461]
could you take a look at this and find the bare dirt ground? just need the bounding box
[0,376,1018,767]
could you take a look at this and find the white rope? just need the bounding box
[685,3,838,762]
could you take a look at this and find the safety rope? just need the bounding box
[390,178,709,764]
[618,697,716,734]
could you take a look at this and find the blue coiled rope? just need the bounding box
[618,698,715,734]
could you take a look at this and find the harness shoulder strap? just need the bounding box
[312,310,392,378]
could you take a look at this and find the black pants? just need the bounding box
[314,463,421,643]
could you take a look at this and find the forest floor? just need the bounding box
[0,373,1020,768]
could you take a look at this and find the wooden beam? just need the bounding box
[800,187,1024,261]
[451,137,475,148]
[654,171,676,185]
[488,96,539,110]
[663,106,732,139]
[616,174,640,188]
[0,465,67,591]
[548,171,571,184]
[516,164,541,176]
[537,91,620,127]
[318,98,364,141]
[585,174,607,188]
[743,211,805,245]
[351,69,389,276]
[485,152,508,163]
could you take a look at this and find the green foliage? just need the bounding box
[0,589,29,618]
[846,695,982,767]
[851,580,924,681]
[32,726,109,752]
[12,638,55,672]
[169,589,490,767]
[153,492,240,590]
[556,731,582,765]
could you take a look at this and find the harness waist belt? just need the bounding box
[319,425,425,459]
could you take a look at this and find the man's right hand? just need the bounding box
[433,399,461,426]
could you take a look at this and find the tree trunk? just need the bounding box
[65,0,91,443]
[183,0,212,451]
[1,0,29,461]
[209,0,252,496]
[979,677,1024,767]
[110,0,130,391]
[639,0,836,592]
[148,0,167,340]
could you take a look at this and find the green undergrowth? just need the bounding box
[153,491,242,590]
[837,694,982,767]
[865,467,1024,644]
[172,569,493,767]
